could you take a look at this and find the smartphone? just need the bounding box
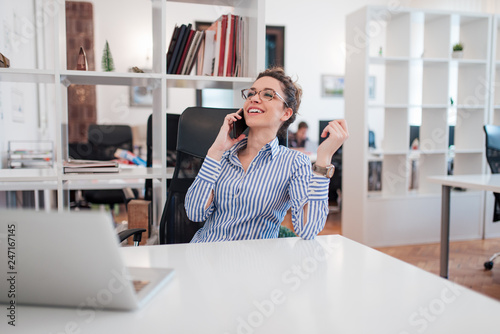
[231,111,248,139]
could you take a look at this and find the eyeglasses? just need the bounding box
[241,88,289,108]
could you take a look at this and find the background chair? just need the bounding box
[84,124,137,211]
[68,124,145,245]
[483,125,500,269]
[69,124,138,214]
[158,107,295,244]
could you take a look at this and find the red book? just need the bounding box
[217,15,228,77]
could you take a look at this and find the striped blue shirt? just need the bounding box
[185,137,330,243]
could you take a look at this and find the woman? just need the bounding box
[185,67,348,242]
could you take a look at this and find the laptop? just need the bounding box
[0,209,174,311]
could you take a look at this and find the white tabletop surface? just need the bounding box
[4,235,500,333]
[428,174,500,192]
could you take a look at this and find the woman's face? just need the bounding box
[243,76,291,133]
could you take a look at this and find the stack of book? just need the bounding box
[167,13,246,77]
[63,159,119,173]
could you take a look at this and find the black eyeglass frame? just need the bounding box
[241,88,289,108]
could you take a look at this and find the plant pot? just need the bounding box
[452,51,463,59]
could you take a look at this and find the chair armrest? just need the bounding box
[118,228,147,245]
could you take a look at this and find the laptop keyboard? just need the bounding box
[132,280,150,293]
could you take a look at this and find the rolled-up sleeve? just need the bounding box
[289,155,330,240]
[185,156,221,222]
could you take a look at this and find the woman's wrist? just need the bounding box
[314,154,332,167]
[207,147,225,161]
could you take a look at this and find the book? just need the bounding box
[63,159,119,173]
[213,19,222,77]
[217,15,228,76]
[63,166,120,173]
[171,23,192,74]
[237,16,247,77]
[201,29,216,76]
[187,32,204,75]
[166,25,180,70]
[63,159,119,168]
[234,16,243,77]
[167,24,188,74]
[196,33,205,76]
[183,31,204,75]
[229,15,239,77]
[176,29,195,75]
[166,13,246,77]
[223,14,234,77]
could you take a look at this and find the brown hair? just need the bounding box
[297,121,308,130]
[256,67,302,137]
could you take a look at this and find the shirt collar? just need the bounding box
[223,137,280,162]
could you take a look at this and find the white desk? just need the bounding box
[5,235,500,333]
[428,174,500,278]
[0,168,174,211]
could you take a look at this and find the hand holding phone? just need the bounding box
[231,109,248,139]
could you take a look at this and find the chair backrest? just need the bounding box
[159,107,238,244]
[483,125,500,221]
[87,124,133,161]
[145,114,181,201]
[484,125,500,174]
[146,114,180,166]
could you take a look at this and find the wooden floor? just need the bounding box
[283,207,500,302]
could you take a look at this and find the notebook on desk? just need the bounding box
[0,210,174,311]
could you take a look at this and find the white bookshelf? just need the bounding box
[0,0,265,223]
[344,6,492,246]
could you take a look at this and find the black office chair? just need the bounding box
[158,107,235,244]
[482,125,500,270]
[158,107,295,244]
[81,124,137,211]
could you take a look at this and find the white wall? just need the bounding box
[0,0,49,168]
[3,0,500,167]
[265,0,500,145]
[90,0,500,147]
[90,0,235,148]
[265,0,393,145]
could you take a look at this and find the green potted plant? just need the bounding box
[452,42,463,59]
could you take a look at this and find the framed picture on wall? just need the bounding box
[321,75,344,98]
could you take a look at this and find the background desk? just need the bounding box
[429,174,500,278]
[0,167,174,216]
[5,235,500,333]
